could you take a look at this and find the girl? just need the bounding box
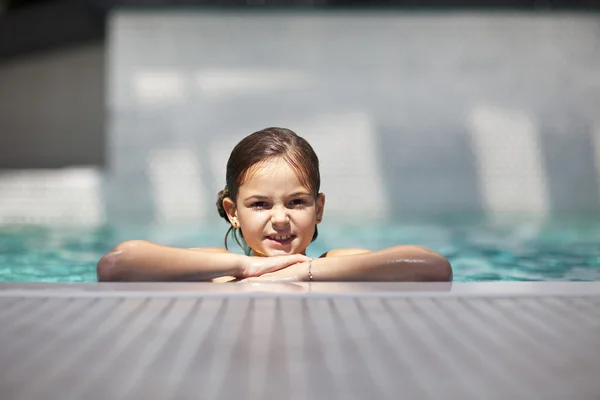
[97,127,452,282]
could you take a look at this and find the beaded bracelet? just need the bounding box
[307,258,314,282]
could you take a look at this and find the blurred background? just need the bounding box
[1,0,600,227]
[1,0,600,281]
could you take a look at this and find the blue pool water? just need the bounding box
[1,216,599,282]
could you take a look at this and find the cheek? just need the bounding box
[294,210,317,229]
[239,211,267,231]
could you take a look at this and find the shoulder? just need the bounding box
[320,248,371,258]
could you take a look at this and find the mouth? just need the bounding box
[265,234,296,245]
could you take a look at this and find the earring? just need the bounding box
[232,219,239,228]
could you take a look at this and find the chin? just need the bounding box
[258,239,295,257]
[264,248,295,257]
[258,244,304,257]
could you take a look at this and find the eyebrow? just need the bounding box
[289,192,312,197]
[243,195,269,202]
[243,192,311,202]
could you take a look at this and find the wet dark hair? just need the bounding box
[216,127,321,253]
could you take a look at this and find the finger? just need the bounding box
[261,259,292,274]
[271,255,302,268]
[290,257,310,267]
[286,254,310,265]
[246,274,276,282]
[262,255,310,274]
[239,277,260,282]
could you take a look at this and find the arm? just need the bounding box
[190,247,237,282]
[320,248,371,257]
[248,245,452,282]
[314,245,452,281]
[96,240,243,282]
[96,240,308,282]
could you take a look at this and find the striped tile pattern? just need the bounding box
[0,295,599,399]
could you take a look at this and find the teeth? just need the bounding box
[271,235,291,241]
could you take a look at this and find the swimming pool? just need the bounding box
[1,215,599,282]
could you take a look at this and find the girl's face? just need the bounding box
[224,157,324,256]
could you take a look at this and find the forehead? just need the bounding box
[240,157,307,190]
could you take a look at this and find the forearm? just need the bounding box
[97,240,243,282]
[311,246,452,282]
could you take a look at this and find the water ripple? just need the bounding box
[0,218,599,282]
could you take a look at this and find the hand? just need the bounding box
[240,259,311,282]
[240,254,310,278]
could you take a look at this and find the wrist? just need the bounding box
[231,253,248,278]
[307,258,314,282]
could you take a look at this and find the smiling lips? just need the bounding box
[266,234,295,244]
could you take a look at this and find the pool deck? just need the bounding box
[0,282,599,399]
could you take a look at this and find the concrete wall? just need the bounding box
[0,43,105,168]
[0,43,105,225]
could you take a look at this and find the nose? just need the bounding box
[270,205,289,227]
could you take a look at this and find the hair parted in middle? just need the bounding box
[216,127,321,253]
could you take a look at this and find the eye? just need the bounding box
[251,201,269,209]
[289,198,307,207]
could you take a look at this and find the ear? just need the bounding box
[316,193,325,224]
[222,197,238,226]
